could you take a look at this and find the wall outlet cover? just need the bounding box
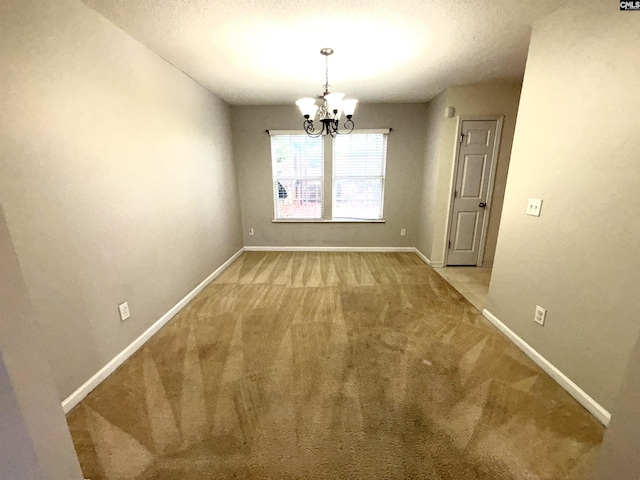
[118,302,130,322]
[527,198,543,216]
[534,305,546,326]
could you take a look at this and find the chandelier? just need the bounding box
[295,48,358,138]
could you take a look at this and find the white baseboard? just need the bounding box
[413,248,445,267]
[62,247,245,414]
[482,309,611,426]
[413,248,431,265]
[243,246,416,253]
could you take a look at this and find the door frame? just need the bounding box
[444,115,504,267]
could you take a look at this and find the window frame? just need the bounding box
[268,129,390,223]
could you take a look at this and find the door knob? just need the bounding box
[479,202,487,208]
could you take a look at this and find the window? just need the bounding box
[270,130,388,221]
[333,133,387,220]
[271,134,324,220]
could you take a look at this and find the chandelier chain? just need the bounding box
[324,54,330,94]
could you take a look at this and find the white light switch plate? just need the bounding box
[527,198,543,216]
[118,302,130,322]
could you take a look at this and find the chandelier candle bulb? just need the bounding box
[295,48,357,138]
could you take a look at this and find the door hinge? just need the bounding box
[454,189,458,198]
[459,133,465,144]
[448,240,452,249]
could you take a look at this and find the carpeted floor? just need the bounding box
[67,252,604,479]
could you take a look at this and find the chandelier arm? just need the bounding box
[303,120,324,138]
[329,120,338,138]
[335,118,355,135]
[326,119,339,133]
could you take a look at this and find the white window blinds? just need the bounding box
[271,135,324,220]
[332,133,387,220]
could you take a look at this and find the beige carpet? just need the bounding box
[67,252,604,479]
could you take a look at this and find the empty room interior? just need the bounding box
[2,0,640,479]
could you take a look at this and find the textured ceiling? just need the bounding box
[82,0,566,105]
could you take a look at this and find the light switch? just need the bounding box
[526,198,543,217]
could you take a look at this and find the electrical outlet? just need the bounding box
[249,228,254,236]
[400,228,406,236]
[526,198,543,216]
[534,305,546,326]
[118,302,130,322]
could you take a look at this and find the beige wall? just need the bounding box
[419,82,521,266]
[0,0,243,400]
[0,206,83,479]
[416,91,447,260]
[591,334,640,479]
[486,1,640,409]
[0,355,43,480]
[231,104,428,247]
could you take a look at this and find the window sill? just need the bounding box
[272,219,386,224]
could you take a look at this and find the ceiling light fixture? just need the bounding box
[295,48,358,138]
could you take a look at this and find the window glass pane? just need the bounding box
[274,179,323,219]
[333,178,383,220]
[332,134,387,220]
[333,134,385,177]
[271,135,323,219]
[272,135,323,178]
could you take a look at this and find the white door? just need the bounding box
[447,120,498,266]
